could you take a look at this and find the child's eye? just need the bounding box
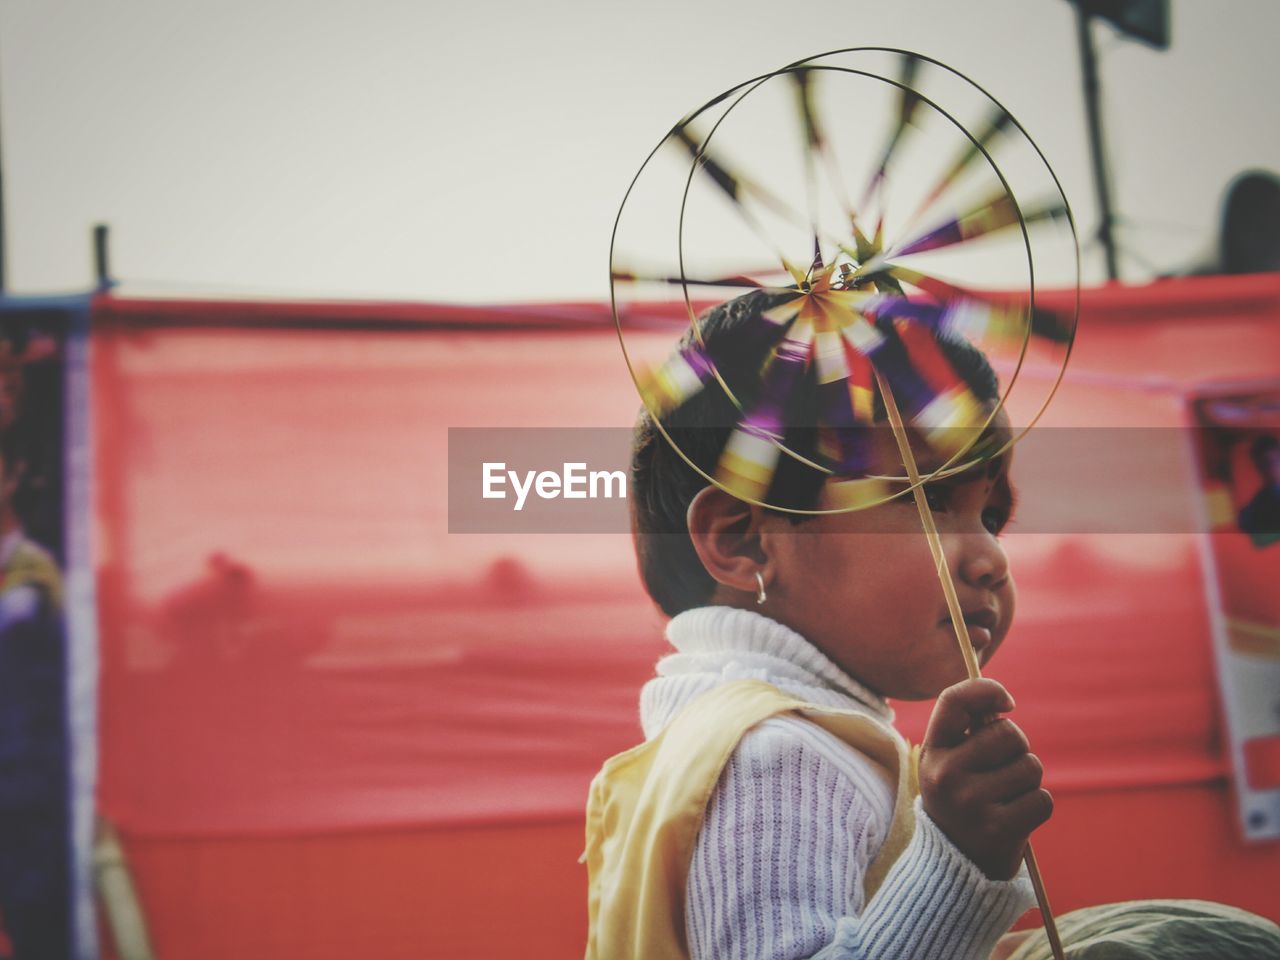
[923,485,949,512]
[982,507,1009,535]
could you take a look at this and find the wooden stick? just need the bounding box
[875,371,1067,960]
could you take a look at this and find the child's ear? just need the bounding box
[686,485,768,594]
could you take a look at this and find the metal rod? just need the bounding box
[1076,6,1120,282]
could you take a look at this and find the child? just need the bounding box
[584,289,1051,960]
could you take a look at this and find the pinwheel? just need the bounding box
[611,48,1080,960]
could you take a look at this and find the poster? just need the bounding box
[1189,383,1280,842]
[0,296,95,960]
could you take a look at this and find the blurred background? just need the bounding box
[1,0,1279,299]
[0,2,1278,959]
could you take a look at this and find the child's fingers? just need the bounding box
[972,752,1045,803]
[999,787,1055,835]
[924,678,1016,749]
[951,717,1032,772]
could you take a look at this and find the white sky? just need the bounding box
[1,0,1277,302]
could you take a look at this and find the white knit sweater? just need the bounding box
[639,606,1035,960]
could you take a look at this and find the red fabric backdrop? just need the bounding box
[92,276,1280,958]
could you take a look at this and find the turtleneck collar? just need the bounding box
[659,605,893,723]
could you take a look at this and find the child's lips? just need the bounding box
[939,608,998,652]
[966,625,994,653]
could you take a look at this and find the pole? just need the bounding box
[1075,5,1120,282]
[0,74,8,295]
[93,223,111,289]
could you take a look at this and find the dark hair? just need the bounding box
[1251,434,1280,475]
[0,429,23,474]
[1220,170,1280,275]
[630,289,1001,617]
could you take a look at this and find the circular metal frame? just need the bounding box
[610,47,1079,514]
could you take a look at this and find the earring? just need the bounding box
[755,570,767,606]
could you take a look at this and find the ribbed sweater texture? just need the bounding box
[639,606,1035,960]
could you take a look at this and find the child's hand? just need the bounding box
[918,678,1053,881]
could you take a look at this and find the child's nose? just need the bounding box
[957,532,1010,591]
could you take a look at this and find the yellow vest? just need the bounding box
[582,679,920,960]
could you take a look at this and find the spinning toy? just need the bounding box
[611,48,1080,960]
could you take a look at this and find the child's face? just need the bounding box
[761,417,1017,701]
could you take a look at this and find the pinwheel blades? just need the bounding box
[612,48,1079,513]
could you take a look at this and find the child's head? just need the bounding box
[630,290,1016,700]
